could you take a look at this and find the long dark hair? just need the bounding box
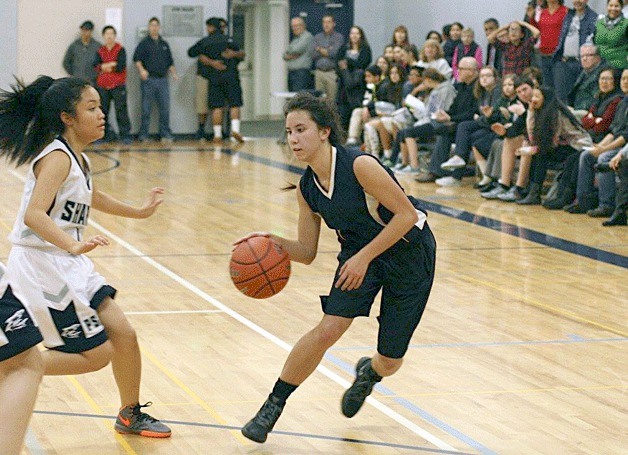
[0,76,91,165]
[531,86,584,153]
[284,92,344,146]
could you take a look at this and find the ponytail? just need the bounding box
[0,76,90,165]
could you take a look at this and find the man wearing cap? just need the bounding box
[63,20,101,83]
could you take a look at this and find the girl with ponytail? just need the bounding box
[0,76,171,444]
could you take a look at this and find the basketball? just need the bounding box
[230,236,291,299]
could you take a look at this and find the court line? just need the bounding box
[66,376,137,454]
[329,335,628,351]
[86,219,458,452]
[324,353,497,455]
[204,147,628,269]
[31,410,473,455]
[139,348,251,446]
[24,428,46,455]
[457,272,628,338]
[124,309,223,315]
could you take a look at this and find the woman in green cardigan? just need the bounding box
[594,0,628,69]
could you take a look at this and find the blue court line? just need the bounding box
[324,353,497,455]
[193,146,628,270]
[329,335,628,351]
[31,410,472,454]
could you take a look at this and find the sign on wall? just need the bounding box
[162,5,204,37]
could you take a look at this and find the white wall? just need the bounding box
[0,1,18,89]
[123,0,227,134]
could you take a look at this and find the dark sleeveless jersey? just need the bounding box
[299,146,428,252]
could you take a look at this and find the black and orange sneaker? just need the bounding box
[114,402,171,438]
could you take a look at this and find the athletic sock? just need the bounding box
[231,119,241,134]
[270,378,298,405]
[213,125,222,139]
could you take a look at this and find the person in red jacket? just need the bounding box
[527,0,568,92]
[94,25,132,144]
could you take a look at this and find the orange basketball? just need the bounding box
[230,236,291,299]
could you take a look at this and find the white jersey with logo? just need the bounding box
[9,137,92,252]
[3,137,105,348]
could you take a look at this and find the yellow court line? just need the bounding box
[140,348,251,445]
[0,218,13,233]
[66,376,137,455]
[458,272,628,338]
[378,384,628,399]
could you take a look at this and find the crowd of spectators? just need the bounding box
[281,0,626,226]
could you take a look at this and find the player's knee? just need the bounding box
[107,319,137,346]
[316,320,349,348]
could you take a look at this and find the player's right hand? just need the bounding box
[232,232,271,249]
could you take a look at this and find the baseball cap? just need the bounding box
[80,21,94,30]
[206,17,222,29]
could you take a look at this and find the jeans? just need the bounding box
[539,54,555,91]
[576,149,618,208]
[139,77,171,139]
[451,120,496,180]
[530,145,578,185]
[553,59,581,102]
[99,85,131,139]
[288,69,313,92]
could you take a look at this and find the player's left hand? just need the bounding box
[335,252,370,291]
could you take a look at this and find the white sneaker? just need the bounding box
[440,155,466,171]
[396,165,420,175]
[435,176,462,187]
[392,162,406,171]
[481,185,507,199]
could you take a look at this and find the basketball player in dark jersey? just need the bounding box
[237,92,437,443]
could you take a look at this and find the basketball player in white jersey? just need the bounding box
[0,76,170,442]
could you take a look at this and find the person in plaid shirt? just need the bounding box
[488,21,540,76]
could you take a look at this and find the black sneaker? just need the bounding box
[195,127,206,141]
[341,357,381,418]
[241,395,284,443]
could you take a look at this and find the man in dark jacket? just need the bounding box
[552,0,598,101]
[415,57,479,184]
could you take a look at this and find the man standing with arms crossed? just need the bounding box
[284,17,314,92]
[311,15,344,101]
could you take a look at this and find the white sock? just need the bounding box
[383,149,392,159]
[213,125,222,138]
[477,160,487,176]
[231,119,241,134]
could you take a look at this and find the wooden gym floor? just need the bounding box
[0,137,626,454]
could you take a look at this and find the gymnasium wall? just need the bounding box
[4,0,611,133]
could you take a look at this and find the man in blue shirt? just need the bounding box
[133,17,178,143]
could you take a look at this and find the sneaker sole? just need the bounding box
[440,164,465,171]
[114,424,172,438]
[241,427,267,443]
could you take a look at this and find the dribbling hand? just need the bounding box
[232,232,271,250]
